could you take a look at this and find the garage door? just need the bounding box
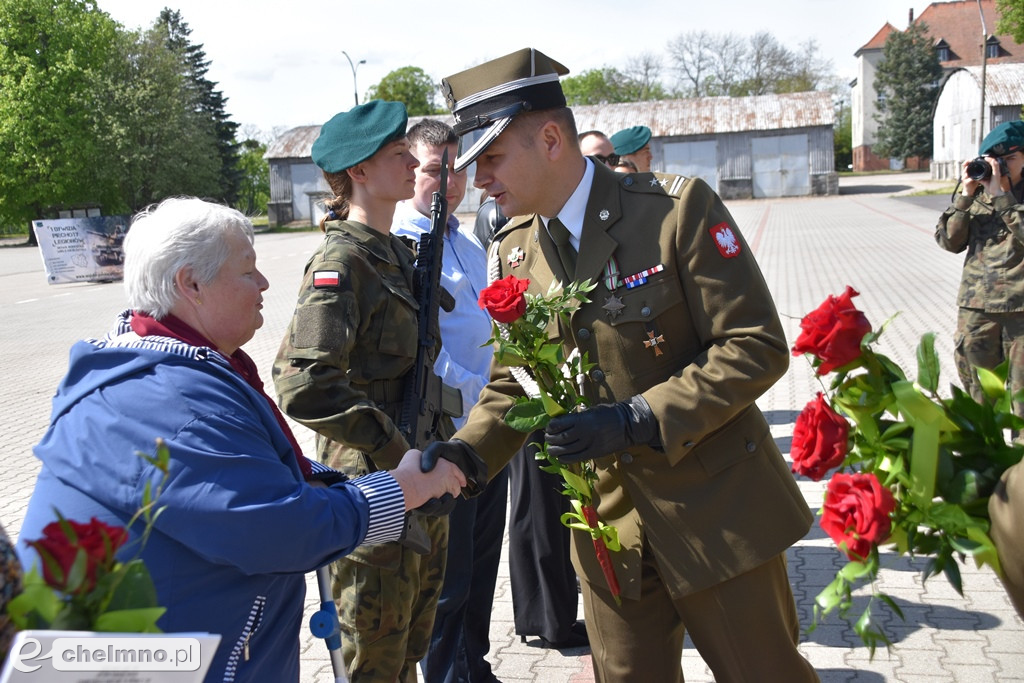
[663,140,718,192]
[751,134,810,198]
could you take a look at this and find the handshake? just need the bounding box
[414,394,659,511]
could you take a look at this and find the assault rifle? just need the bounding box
[396,147,462,554]
[398,147,462,451]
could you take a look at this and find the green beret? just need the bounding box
[610,126,652,156]
[312,100,408,173]
[980,120,1024,157]
[440,47,569,172]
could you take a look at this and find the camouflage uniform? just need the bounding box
[936,183,1024,414]
[273,219,450,682]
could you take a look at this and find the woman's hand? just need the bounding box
[391,448,467,511]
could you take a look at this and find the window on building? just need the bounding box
[986,37,1001,59]
[971,119,977,142]
[935,40,951,62]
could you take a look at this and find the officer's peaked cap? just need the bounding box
[440,48,569,172]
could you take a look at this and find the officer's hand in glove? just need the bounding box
[420,438,489,495]
[544,395,659,464]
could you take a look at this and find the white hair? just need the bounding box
[123,197,255,319]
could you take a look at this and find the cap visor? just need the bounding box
[454,117,513,173]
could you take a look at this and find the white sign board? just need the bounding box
[32,217,129,284]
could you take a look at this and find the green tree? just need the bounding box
[562,68,631,105]
[997,0,1024,43]
[834,99,853,171]
[236,138,269,216]
[872,22,943,160]
[365,66,443,115]
[91,25,221,212]
[562,65,667,106]
[0,0,120,241]
[156,9,240,205]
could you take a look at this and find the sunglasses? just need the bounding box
[594,153,620,166]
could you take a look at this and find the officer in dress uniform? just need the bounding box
[422,48,819,682]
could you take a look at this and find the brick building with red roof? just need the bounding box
[851,0,1023,171]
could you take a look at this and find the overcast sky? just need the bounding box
[95,0,933,137]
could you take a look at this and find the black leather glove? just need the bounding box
[420,438,488,491]
[544,395,659,464]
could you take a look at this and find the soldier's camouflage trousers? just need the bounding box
[955,308,1024,418]
[331,514,449,682]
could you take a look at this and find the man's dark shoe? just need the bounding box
[520,621,589,650]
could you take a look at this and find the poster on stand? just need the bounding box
[33,216,129,284]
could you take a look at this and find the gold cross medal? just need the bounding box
[643,327,666,356]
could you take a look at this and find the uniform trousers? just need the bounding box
[420,466,509,683]
[989,461,1024,618]
[955,308,1024,418]
[507,433,579,642]
[333,515,448,683]
[581,546,818,683]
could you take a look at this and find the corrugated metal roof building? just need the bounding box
[264,91,837,226]
[572,91,837,200]
[932,63,1024,180]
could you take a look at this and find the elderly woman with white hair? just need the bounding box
[17,196,465,682]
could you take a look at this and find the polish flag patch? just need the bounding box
[313,270,341,288]
[709,223,741,258]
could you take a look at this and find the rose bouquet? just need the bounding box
[791,286,1023,655]
[478,275,623,603]
[7,440,171,633]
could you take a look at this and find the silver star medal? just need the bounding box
[603,293,625,320]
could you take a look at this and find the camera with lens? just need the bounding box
[966,156,1009,181]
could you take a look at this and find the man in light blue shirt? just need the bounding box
[393,118,508,683]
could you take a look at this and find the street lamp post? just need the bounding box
[342,51,366,107]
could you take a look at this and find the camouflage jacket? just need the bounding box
[273,220,423,473]
[936,185,1024,312]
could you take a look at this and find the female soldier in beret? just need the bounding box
[273,100,464,682]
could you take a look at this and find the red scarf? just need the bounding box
[130,311,313,480]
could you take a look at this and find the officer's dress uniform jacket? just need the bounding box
[456,162,813,599]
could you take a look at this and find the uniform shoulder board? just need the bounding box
[619,172,689,198]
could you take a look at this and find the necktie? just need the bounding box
[548,217,576,280]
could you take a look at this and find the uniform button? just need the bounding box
[641,306,651,317]
[684,441,695,448]
[590,368,605,382]
[746,441,757,453]
[624,176,634,186]
[620,452,634,464]
[577,328,591,340]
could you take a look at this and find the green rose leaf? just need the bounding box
[505,399,551,432]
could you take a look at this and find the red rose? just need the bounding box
[820,472,895,561]
[479,275,529,324]
[791,393,849,481]
[792,286,872,375]
[27,517,128,594]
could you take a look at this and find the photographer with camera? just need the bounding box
[936,120,1024,415]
